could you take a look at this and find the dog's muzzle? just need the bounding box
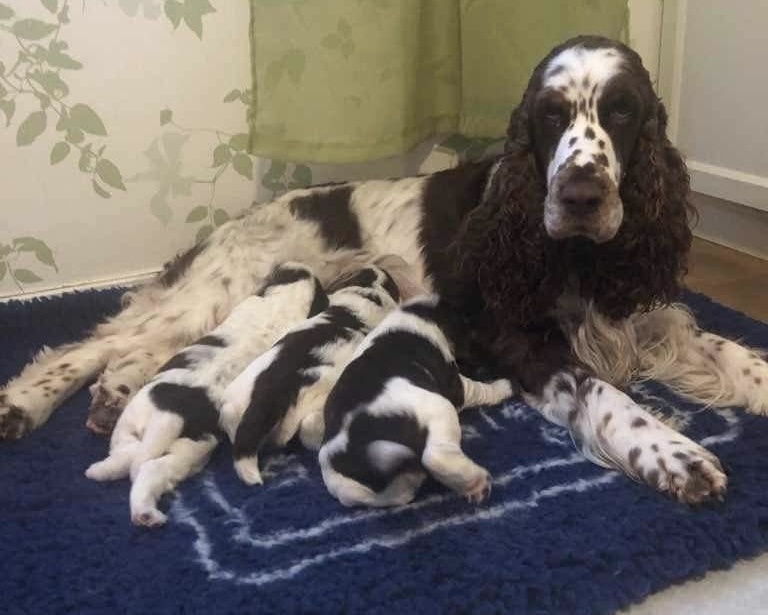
[544,163,623,243]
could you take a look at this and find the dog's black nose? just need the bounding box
[560,179,604,214]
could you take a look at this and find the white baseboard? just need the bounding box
[688,160,768,214]
[0,269,159,303]
[692,192,768,261]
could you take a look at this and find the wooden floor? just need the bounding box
[686,238,768,322]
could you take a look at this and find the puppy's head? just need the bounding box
[327,265,400,303]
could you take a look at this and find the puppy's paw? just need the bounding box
[463,468,491,504]
[131,507,168,527]
[84,460,111,481]
[85,457,130,481]
[234,456,263,486]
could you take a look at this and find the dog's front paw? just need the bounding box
[0,396,32,440]
[632,439,727,505]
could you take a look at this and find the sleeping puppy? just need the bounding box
[219,265,401,486]
[85,262,325,526]
[319,294,514,508]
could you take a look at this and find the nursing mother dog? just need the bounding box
[5,36,768,503]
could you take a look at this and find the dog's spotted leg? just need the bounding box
[0,337,114,440]
[684,329,768,415]
[524,370,727,504]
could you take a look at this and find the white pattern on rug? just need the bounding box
[171,398,742,587]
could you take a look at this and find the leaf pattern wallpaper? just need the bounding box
[0,0,266,297]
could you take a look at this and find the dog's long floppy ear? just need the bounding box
[452,71,563,331]
[580,96,696,320]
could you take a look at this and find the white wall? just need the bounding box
[672,0,768,212]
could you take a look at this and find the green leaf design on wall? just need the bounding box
[41,0,59,14]
[96,158,126,190]
[16,111,47,146]
[118,0,163,19]
[261,159,313,198]
[50,140,69,164]
[0,1,126,200]
[130,131,194,223]
[12,19,58,40]
[133,90,256,234]
[0,236,59,292]
[163,0,215,38]
[0,4,16,20]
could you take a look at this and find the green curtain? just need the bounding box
[248,0,628,164]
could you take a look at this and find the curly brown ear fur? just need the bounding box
[453,77,568,330]
[577,99,695,319]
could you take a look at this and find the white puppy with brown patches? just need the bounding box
[320,295,513,508]
[85,263,325,526]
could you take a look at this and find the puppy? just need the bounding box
[219,265,401,486]
[85,263,325,526]
[319,294,514,508]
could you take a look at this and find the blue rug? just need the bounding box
[2,289,768,615]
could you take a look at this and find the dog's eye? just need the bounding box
[543,106,568,128]
[606,96,635,125]
[609,108,633,124]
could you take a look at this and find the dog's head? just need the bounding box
[459,36,694,326]
[523,36,660,243]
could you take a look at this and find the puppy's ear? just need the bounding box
[373,254,427,302]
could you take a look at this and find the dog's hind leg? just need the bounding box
[417,392,491,503]
[0,336,115,440]
[130,435,219,527]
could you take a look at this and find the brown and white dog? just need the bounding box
[3,36,767,504]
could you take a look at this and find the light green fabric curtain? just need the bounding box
[249,0,628,163]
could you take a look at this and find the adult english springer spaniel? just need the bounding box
[2,36,766,503]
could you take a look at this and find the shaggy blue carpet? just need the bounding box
[1,288,768,615]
